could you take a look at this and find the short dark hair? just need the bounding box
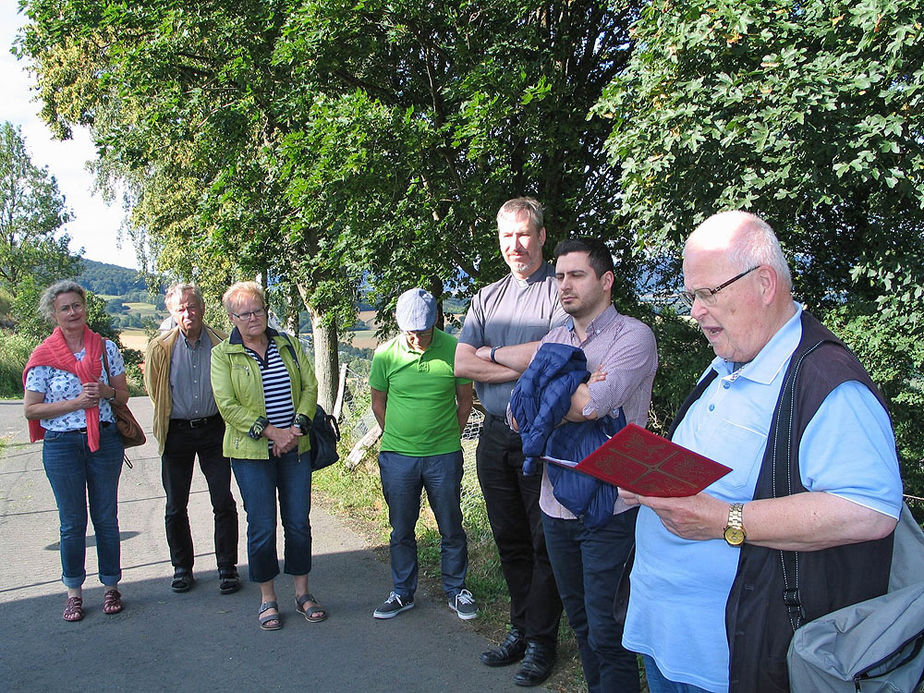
[553,238,615,278]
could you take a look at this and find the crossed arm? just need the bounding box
[453,341,540,382]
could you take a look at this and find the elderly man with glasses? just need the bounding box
[145,282,240,595]
[620,211,903,693]
[369,288,476,621]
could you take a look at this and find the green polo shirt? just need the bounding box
[369,328,471,456]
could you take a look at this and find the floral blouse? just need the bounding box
[24,340,125,431]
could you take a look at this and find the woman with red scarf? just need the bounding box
[23,281,130,622]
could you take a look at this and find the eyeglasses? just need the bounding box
[172,303,201,314]
[404,328,434,338]
[231,308,266,321]
[56,302,85,314]
[679,266,760,308]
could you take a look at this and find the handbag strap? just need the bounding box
[101,339,111,380]
[99,340,136,468]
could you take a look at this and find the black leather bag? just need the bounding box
[308,403,340,471]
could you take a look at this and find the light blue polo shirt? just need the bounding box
[623,304,903,692]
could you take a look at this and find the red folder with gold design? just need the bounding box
[555,423,732,497]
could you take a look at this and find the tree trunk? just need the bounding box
[429,276,445,330]
[307,305,339,412]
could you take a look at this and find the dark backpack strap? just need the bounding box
[281,333,300,366]
[668,370,718,439]
[770,339,838,631]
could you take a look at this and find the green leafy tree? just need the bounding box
[596,0,924,309]
[18,0,646,410]
[0,121,80,305]
[596,0,923,501]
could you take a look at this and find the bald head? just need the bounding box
[682,211,797,363]
[685,211,792,292]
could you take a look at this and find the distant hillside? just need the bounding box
[77,258,148,295]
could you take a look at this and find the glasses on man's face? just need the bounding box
[231,308,266,321]
[404,328,433,338]
[173,303,201,315]
[679,266,760,308]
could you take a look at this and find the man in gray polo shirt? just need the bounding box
[455,197,567,687]
[145,283,239,594]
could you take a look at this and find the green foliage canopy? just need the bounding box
[597,0,924,321]
[596,0,924,505]
[16,0,645,308]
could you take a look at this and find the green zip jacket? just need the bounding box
[210,327,317,460]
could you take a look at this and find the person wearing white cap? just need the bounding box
[369,288,476,621]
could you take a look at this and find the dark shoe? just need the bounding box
[514,641,556,687]
[480,627,527,667]
[448,589,479,620]
[218,568,240,595]
[171,569,194,593]
[373,591,415,619]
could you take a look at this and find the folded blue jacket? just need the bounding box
[511,343,589,474]
[510,343,627,528]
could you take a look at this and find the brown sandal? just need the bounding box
[103,589,123,615]
[63,596,84,622]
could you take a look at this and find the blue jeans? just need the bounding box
[378,450,467,598]
[231,451,312,583]
[542,508,640,693]
[42,425,124,588]
[643,656,716,693]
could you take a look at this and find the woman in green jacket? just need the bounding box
[210,281,326,630]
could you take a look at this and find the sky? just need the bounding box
[1,5,139,269]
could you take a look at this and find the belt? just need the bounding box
[171,414,221,429]
[75,422,112,434]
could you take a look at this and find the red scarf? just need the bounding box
[23,326,104,452]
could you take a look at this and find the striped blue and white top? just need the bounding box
[245,340,295,440]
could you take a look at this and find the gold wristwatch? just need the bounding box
[723,502,746,547]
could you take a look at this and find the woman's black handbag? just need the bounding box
[308,403,340,471]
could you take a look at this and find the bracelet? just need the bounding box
[490,346,499,363]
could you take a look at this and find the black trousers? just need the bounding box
[476,413,562,647]
[162,416,238,571]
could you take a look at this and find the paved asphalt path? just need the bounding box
[0,398,529,692]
